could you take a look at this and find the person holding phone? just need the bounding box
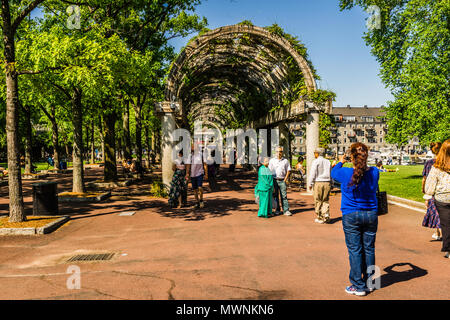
[331,143,380,296]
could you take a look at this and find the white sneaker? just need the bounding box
[314,218,323,223]
[432,233,442,241]
[445,252,449,259]
[317,219,325,224]
[284,211,292,216]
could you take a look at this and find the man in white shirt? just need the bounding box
[186,143,208,209]
[309,147,332,224]
[269,146,292,216]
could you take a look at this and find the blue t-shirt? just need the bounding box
[331,162,379,215]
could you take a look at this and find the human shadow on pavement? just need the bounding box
[152,196,255,221]
[290,204,313,215]
[380,262,428,289]
[327,216,343,224]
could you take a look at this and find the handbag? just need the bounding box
[376,186,388,215]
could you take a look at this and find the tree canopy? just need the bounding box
[340,0,450,145]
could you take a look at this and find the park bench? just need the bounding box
[289,169,305,191]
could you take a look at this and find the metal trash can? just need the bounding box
[32,182,58,216]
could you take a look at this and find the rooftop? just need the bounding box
[332,105,386,117]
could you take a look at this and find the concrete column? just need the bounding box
[306,110,320,193]
[161,112,176,188]
[278,122,290,159]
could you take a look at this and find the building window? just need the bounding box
[344,139,347,143]
[343,116,356,122]
[361,116,374,122]
[380,138,382,143]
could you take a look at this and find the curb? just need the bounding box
[386,194,426,211]
[36,216,70,234]
[0,216,70,235]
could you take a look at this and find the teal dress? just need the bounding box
[255,165,274,218]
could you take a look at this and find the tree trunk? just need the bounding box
[23,104,33,174]
[103,112,117,181]
[145,125,151,168]
[123,100,132,160]
[132,100,143,175]
[90,120,95,164]
[2,5,25,222]
[72,89,85,193]
[85,121,90,162]
[52,120,60,170]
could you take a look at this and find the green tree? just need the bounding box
[340,0,450,145]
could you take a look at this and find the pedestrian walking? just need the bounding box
[331,143,380,296]
[309,148,332,224]
[424,139,450,259]
[422,142,442,240]
[269,146,292,216]
[206,149,218,191]
[255,157,274,218]
[168,150,188,208]
[186,143,208,209]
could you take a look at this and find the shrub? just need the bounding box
[150,180,168,198]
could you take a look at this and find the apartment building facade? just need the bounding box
[289,105,421,155]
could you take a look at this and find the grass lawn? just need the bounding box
[342,163,423,202]
[0,161,81,174]
[378,165,424,202]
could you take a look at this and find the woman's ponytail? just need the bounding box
[348,143,369,188]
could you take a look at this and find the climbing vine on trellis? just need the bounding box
[171,21,336,135]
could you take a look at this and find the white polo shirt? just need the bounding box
[269,157,291,179]
[187,152,204,178]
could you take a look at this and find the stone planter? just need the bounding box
[0,216,70,235]
[58,191,111,203]
[87,179,135,189]
[22,173,48,180]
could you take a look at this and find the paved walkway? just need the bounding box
[0,168,448,300]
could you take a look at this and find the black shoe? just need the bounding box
[194,202,200,209]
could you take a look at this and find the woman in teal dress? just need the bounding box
[255,157,274,218]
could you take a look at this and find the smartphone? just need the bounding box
[344,151,351,161]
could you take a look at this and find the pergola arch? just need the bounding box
[158,24,327,192]
[166,24,317,104]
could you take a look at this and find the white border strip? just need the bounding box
[388,200,426,213]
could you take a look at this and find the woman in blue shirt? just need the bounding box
[331,143,379,296]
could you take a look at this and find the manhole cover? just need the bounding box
[67,253,115,262]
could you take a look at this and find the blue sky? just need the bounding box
[169,0,393,107]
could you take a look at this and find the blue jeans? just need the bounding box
[274,179,289,212]
[342,210,378,291]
